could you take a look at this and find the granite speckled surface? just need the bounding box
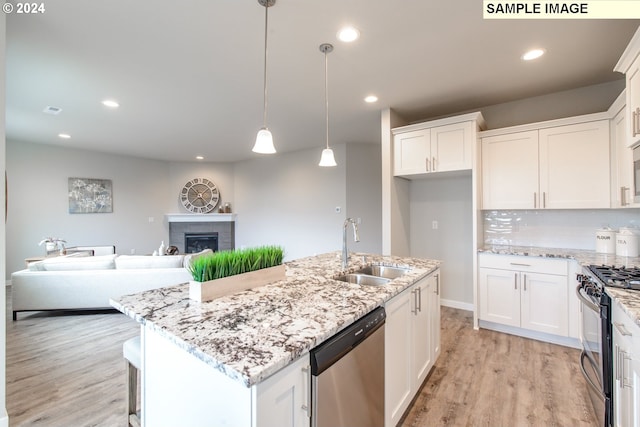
[480,244,640,328]
[111,251,440,387]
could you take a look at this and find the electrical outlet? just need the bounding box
[432,220,438,230]
[148,217,155,223]
[130,249,136,254]
[357,217,362,224]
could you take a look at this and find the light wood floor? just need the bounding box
[6,289,597,426]
[401,307,597,427]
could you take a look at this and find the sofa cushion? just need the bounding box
[182,249,214,270]
[115,255,185,270]
[39,254,118,271]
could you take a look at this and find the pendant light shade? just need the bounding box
[254,128,275,154]
[318,43,337,167]
[252,0,277,154]
[319,148,337,167]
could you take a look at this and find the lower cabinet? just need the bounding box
[478,254,568,337]
[385,269,440,427]
[142,326,311,427]
[613,302,640,427]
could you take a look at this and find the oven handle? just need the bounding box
[575,284,600,313]
[580,351,605,398]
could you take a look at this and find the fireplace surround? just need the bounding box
[166,214,235,254]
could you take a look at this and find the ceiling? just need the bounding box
[6,1,640,163]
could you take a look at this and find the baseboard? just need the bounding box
[440,298,474,312]
[479,320,581,349]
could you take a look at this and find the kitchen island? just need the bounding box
[111,251,441,427]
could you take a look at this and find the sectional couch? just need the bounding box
[11,250,211,320]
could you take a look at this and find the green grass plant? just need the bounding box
[188,245,284,282]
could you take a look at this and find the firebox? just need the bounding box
[185,232,218,253]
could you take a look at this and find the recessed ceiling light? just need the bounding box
[522,49,545,61]
[58,133,71,139]
[102,99,120,108]
[196,156,204,160]
[337,26,360,43]
[364,95,378,103]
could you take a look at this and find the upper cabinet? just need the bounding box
[615,26,640,147]
[481,116,610,210]
[392,112,485,178]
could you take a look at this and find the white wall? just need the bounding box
[6,140,172,276]
[233,146,348,261]
[346,143,382,255]
[409,173,474,305]
[1,11,8,427]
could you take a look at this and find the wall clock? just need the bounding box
[180,178,220,213]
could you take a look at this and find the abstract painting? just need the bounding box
[68,177,113,213]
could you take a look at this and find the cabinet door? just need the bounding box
[429,272,441,365]
[613,106,635,208]
[539,120,610,209]
[412,278,431,388]
[384,288,413,427]
[481,131,539,209]
[430,121,473,172]
[519,272,568,336]
[479,268,520,327]
[254,355,310,427]
[393,130,430,176]
[627,54,640,147]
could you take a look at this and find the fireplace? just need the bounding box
[167,215,235,254]
[185,232,218,253]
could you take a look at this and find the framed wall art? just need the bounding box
[68,177,113,214]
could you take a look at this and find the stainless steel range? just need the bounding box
[576,264,639,427]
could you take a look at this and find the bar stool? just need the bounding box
[123,336,141,427]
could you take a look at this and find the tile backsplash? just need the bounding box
[483,209,640,249]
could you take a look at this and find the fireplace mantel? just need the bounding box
[165,213,236,223]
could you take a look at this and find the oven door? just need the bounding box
[577,284,607,426]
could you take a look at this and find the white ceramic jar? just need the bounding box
[596,228,617,254]
[616,228,639,257]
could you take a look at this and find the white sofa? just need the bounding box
[11,250,210,320]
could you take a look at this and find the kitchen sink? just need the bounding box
[335,273,391,286]
[354,265,410,279]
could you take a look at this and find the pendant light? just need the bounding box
[252,0,277,154]
[318,43,337,167]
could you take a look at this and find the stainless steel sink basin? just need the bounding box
[355,265,409,279]
[335,274,391,286]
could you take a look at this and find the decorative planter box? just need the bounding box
[189,264,286,302]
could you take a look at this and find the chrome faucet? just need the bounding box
[342,218,360,270]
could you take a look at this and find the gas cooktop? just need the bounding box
[588,264,640,290]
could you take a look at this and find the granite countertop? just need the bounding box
[111,251,441,387]
[479,244,640,328]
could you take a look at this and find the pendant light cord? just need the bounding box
[262,3,269,128]
[324,49,329,150]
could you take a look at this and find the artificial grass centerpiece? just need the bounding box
[188,245,284,282]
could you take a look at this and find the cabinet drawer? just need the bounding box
[612,301,640,356]
[478,253,568,275]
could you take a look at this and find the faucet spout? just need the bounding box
[342,218,359,270]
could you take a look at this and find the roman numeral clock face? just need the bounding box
[180,178,220,213]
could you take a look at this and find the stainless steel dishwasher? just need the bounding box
[310,306,385,427]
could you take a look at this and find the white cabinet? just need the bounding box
[385,270,440,427]
[392,113,484,178]
[478,254,568,337]
[481,130,539,209]
[612,300,640,427]
[142,326,311,427]
[481,118,610,209]
[615,27,640,147]
[611,93,637,208]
